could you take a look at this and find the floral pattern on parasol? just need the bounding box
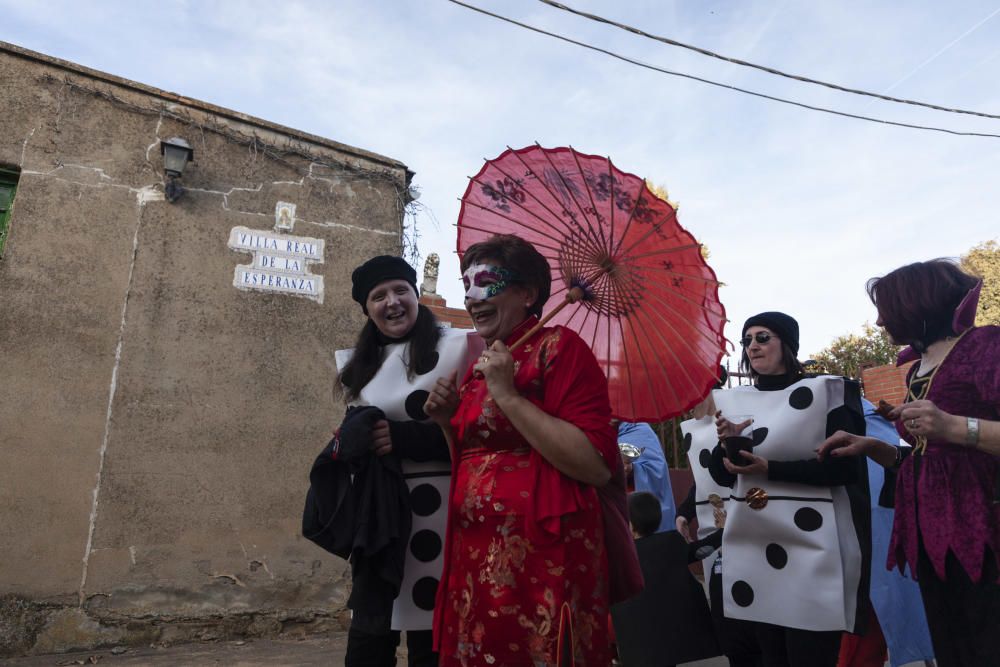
[457,144,726,422]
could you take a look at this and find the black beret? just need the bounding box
[351,255,417,313]
[743,311,800,355]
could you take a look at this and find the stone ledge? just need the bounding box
[0,595,348,659]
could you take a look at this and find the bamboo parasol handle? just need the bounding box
[473,286,587,380]
[509,286,586,351]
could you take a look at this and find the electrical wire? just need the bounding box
[537,0,1000,121]
[444,0,1000,139]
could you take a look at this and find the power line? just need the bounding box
[444,0,1000,139]
[537,0,1000,121]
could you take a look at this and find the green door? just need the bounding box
[0,167,19,257]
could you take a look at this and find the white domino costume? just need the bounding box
[681,414,731,543]
[336,326,480,630]
[711,376,870,634]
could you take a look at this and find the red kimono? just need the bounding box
[434,318,619,666]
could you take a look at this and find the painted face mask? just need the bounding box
[462,263,517,301]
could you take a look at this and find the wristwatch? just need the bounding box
[966,417,981,448]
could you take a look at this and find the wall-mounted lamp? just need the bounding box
[160,137,194,203]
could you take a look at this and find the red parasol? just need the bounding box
[456,144,726,422]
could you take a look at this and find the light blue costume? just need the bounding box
[618,422,675,533]
[863,399,935,667]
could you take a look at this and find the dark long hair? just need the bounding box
[866,259,979,352]
[337,304,441,403]
[739,340,804,384]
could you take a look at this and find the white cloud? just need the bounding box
[3,0,998,374]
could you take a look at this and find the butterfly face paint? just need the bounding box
[462,263,517,301]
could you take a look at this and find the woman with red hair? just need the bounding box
[819,258,1000,667]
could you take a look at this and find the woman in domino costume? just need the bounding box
[336,255,481,666]
[710,312,869,667]
[819,259,1000,667]
[681,371,762,667]
[678,367,730,549]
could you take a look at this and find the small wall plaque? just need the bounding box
[228,225,325,303]
[275,201,296,231]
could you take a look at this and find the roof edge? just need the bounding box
[0,40,411,175]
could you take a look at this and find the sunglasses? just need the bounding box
[741,332,776,347]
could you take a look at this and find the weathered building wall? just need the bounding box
[0,42,412,656]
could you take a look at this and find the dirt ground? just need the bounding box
[1,635,348,667]
[2,634,734,666]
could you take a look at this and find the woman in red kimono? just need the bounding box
[425,234,622,666]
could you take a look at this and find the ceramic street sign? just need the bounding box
[228,226,325,303]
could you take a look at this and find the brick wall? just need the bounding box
[861,361,915,406]
[420,292,473,329]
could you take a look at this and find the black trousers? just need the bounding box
[916,545,1000,667]
[345,626,437,667]
[751,622,841,667]
[709,559,763,667]
[709,554,838,667]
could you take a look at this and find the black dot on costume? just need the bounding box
[789,387,814,410]
[405,390,431,420]
[410,529,442,562]
[415,350,440,376]
[699,449,712,469]
[794,507,823,532]
[752,427,769,446]
[683,433,693,454]
[412,576,439,611]
[732,581,754,607]
[410,484,442,517]
[765,543,788,569]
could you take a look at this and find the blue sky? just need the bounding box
[3,0,998,358]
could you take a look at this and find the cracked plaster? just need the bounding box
[0,43,412,656]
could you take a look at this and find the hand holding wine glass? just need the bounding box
[716,412,754,464]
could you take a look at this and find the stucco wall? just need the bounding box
[0,43,412,656]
